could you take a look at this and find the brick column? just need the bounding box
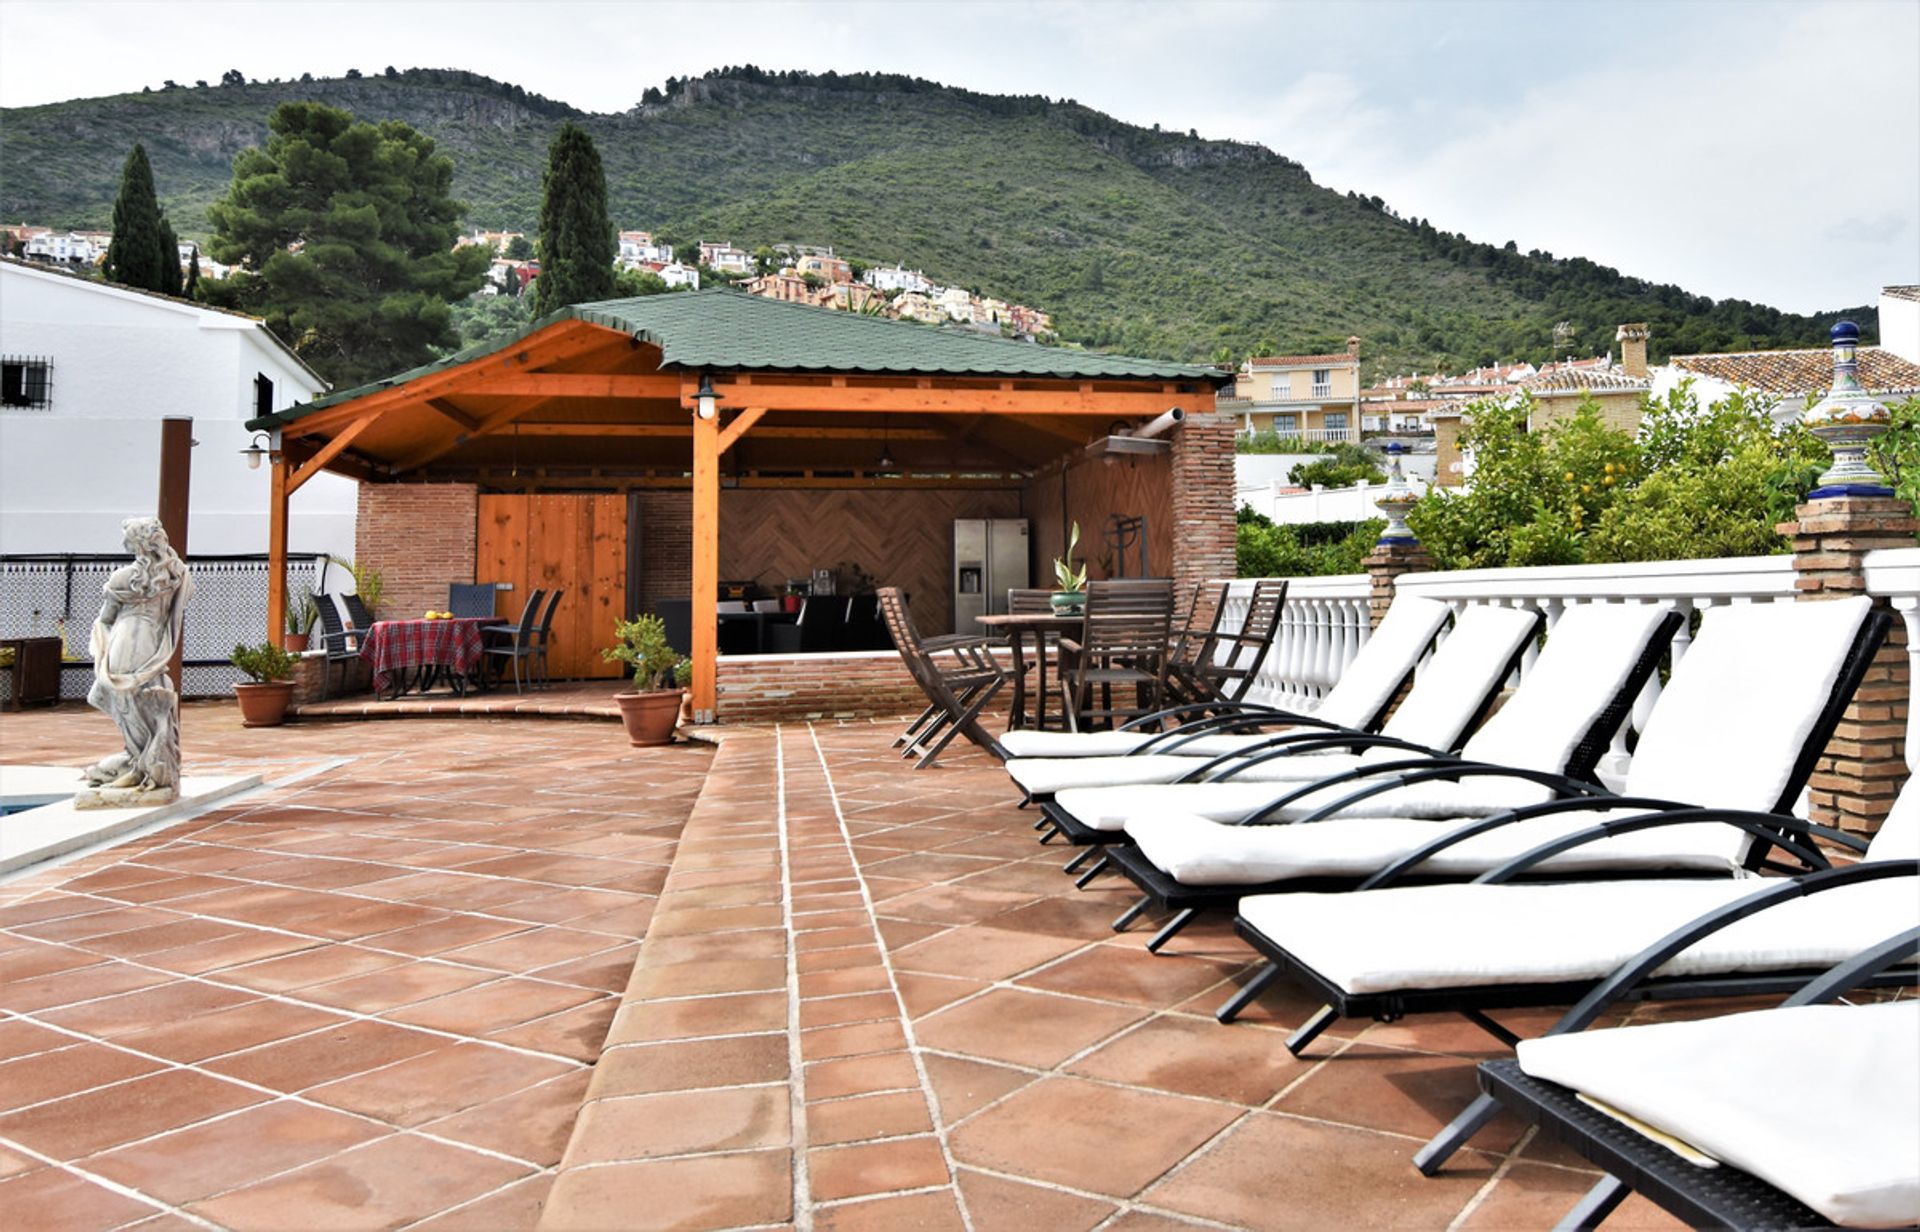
[1363,540,1432,629]
[1787,495,1915,834]
[1167,410,1238,595]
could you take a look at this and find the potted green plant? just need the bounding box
[1050,521,1089,614]
[602,614,692,746]
[231,641,298,727]
[284,584,319,652]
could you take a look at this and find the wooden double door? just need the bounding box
[476,494,629,680]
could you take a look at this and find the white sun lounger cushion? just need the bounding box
[997,594,1453,761]
[1235,873,1919,995]
[1621,597,1870,815]
[1124,805,1748,885]
[1369,604,1542,750]
[1517,1001,1919,1227]
[1058,773,1553,833]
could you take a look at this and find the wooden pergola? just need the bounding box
[250,290,1227,717]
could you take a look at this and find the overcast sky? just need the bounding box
[4,0,1915,314]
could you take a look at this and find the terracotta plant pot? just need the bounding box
[234,680,294,728]
[284,633,310,653]
[782,594,802,613]
[616,689,683,747]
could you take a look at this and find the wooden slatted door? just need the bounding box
[475,494,628,680]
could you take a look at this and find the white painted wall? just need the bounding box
[0,261,352,558]
[1880,288,1920,366]
[1238,475,1431,526]
[1235,452,1436,491]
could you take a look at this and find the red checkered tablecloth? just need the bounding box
[361,618,490,695]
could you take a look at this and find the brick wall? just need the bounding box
[716,650,924,723]
[354,484,478,621]
[1167,411,1239,597]
[1788,494,1915,834]
[633,491,691,616]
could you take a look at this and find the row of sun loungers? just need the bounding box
[985,588,1918,1228]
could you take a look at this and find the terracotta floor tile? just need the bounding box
[440,925,625,972]
[0,1041,166,1114]
[218,944,413,993]
[629,955,788,999]
[540,1151,791,1230]
[805,1050,922,1100]
[814,1190,967,1232]
[114,997,351,1064]
[0,1163,161,1230]
[874,884,1040,926]
[917,988,1147,1069]
[1460,1161,1686,1230]
[0,1067,268,1160]
[307,1041,578,1127]
[891,924,1088,982]
[809,1134,951,1201]
[566,1085,790,1164]
[72,917,240,958]
[297,959,506,1014]
[894,971,988,1019]
[425,1069,593,1166]
[1067,1015,1310,1105]
[387,976,601,1035]
[799,965,895,999]
[529,943,640,992]
[1143,1112,1495,1229]
[605,990,788,1045]
[1274,1042,1528,1152]
[921,1053,1035,1121]
[0,957,173,1013]
[487,996,617,1061]
[142,930,325,976]
[948,1077,1239,1198]
[0,1016,76,1061]
[358,913,534,957]
[1019,941,1243,1007]
[955,1167,1118,1232]
[38,980,260,1040]
[84,1097,386,1205]
[187,1130,532,1230]
[806,1089,936,1146]
[205,1019,450,1092]
[408,1173,554,1231]
[592,1033,789,1096]
[801,1017,910,1061]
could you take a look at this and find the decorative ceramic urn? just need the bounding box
[1374,442,1418,544]
[1804,320,1893,498]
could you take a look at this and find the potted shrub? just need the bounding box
[231,641,298,727]
[602,614,692,747]
[285,584,318,652]
[1050,521,1089,614]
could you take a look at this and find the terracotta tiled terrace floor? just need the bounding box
[2,704,1694,1230]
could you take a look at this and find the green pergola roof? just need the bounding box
[252,288,1227,430]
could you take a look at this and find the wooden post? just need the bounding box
[690,409,720,721]
[266,452,290,648]
[157,417,193,692]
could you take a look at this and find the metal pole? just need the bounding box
[157,416,193,692]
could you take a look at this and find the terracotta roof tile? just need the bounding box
[1669,347,1920,396]
[1518,366,1650,394]
[1247,353,1358,368]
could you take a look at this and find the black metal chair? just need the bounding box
[341,592,377,635]
[768,595,844,654]
[531,588,564,688]
[448,583,495,618]
[313,594,363,699]
[482,588,544,693]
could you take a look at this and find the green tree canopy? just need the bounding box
[503,234,533,260]
[204,101,488,387]
[531,123,614,316]
[104,144,181,295]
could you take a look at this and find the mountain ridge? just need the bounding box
[0,66,1873,376]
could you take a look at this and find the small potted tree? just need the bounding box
[231,641,298,727]
[602,614,692,746]
[1050,521,1089,614]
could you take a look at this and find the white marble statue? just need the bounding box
[78,517,195,808]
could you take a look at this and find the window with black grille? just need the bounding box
[1,357,52,409]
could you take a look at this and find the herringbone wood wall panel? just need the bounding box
[718,488,1023,634]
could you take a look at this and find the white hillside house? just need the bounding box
[0,259,348,557]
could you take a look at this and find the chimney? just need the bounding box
[1347,335,1362,359]
[1616,323,1650,378]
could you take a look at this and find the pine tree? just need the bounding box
[531,123,615,316]
[103,144,175,293]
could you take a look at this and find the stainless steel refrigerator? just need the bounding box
[953,518,1030,633]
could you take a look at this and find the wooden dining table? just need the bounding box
[975,611,1084,730]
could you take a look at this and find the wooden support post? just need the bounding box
[690,409,720,722]
[266,453,290,648]
[157,417,193,693]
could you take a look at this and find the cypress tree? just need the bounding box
[104,143,175,293]
[158,217,183,296]
[184,247,201,298]
[531,124,615,316]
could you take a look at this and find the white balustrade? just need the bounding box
[1219,575,1371,708]
[1864,545,1920,773]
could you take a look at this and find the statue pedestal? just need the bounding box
[74,784,179,810]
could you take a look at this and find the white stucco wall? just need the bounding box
[0,262,354,558]
[1879,289,1920,366]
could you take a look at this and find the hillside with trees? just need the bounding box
[0,66,1874,376]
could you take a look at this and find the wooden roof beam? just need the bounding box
[696,382,1202,417]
